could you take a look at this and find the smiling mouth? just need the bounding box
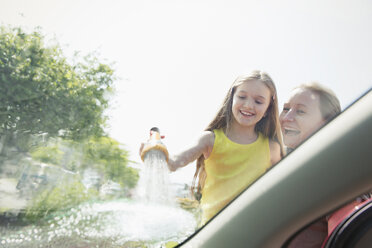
[284,128,300,136]
[240,110,254,117]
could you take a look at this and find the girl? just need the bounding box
[148,70,284,225]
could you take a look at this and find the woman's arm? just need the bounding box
[168,131,214,172]
[269,140,281,166]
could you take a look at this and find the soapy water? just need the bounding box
[0,200,196,248]
[0,149,198,247]
[136,149,175,205]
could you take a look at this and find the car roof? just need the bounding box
[181,89,372,247]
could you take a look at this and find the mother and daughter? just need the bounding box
[140,71,355,246]
[141,70,285,225]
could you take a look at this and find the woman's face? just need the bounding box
[279,88,325,149]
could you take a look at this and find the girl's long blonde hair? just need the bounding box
[191,70,284,200]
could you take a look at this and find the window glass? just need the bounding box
[0,1,371,247]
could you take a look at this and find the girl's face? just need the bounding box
[232,80,271,128]
[279,88,325,149]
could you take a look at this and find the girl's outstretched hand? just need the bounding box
[167,159,178,172]
[139,130,165,158]
[139,133,172,171]
[166,131,214,173]
[139,142,144,158]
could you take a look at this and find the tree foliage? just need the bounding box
[81,136,139,189]
[30,137,139,189]
[0,26,115,148]
[0,25,139,209]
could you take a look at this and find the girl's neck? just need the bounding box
[225,122,258,144]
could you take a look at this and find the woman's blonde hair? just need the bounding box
[191,70,285,200]
[296,82,341,122]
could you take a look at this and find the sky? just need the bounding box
[1,0,371,184]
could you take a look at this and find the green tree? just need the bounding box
[0,26,138,217]
[81,136,139,189]
[0,26,115,153]
[29,137,139,190]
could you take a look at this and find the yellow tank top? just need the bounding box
[200,128,271,225]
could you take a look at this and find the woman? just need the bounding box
[280,82,341,153]
[279,82,341,247]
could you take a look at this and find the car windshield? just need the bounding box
[0,1,371,247]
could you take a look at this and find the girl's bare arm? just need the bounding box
[168,131,214,172]
[269,140,282,166]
